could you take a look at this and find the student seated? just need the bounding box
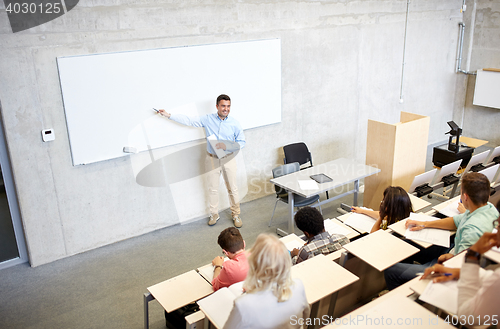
[291,207,349,264]
[420,202,500,324]
[223,234,310,329]
[384,172,499,290]
[351,186,413,232]
[212,227,249,291]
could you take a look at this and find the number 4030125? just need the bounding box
[5,2,62,14]
[445,315,498,326]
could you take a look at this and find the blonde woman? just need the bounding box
[223,234,310,329]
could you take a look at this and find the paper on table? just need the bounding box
[419,280,458,315]
[284,239,304,251]
[207,134,228,159]
[298,180,319,190]
[197,281,244,329]
[419,268,487,315]
[324,219,352,236]
[405,213,450,248]
[343,213,376,233]
[438,199,461,217]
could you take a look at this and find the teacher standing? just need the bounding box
[159,94,246,228]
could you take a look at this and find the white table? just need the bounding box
[144,270,213,329]
[291,254,359,320]
[432,195,461,216]
[270,158,380,234]
[484,249,500,264]
[323,292,455,329]
[325,217,361,240]
[388,219,432,248]
[340,230,420,271]
[408,193,432,212]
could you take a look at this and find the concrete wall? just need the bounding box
[455,0,500,146]
[0,0,466,266]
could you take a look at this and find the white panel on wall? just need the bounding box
[473,69,500,110]
[57,39,282,166]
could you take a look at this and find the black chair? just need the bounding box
[283,142,312,169]
[283,142,329,199]
[269,162,322,227]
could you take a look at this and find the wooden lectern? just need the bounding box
[363,112,430,210]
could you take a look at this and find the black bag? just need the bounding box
[164,303,200,329]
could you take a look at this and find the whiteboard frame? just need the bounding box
[57,39,282,166]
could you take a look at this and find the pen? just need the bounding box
[152,108,159,113]
[416,272,453,277]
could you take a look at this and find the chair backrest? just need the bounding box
[283,142,312,169]
[272,162,300,196]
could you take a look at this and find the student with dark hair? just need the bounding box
[211,227,249,291]
[352,186,413,232]
[291,207,349,264]
[384,172,499,290]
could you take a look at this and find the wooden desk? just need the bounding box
[325,249,344,262]
[484,249,500,264]
[340,230,419,271]
[409,251,466,296]
[388,219,432,249]
[323,292,455,328]
[408,193,431,212]
[292,254,358,305]
[292,254,358,321]
[452,136,488,149]
[325,218,360,240]
[144,270,213,329]
[280,233,306,250]
[432,195,461,217]
[336,212,374,234]
[270,158,380,234]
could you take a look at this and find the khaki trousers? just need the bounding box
[205,154,240,217]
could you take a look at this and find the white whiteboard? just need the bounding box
[473,69,500,110]
[57,39,281,166]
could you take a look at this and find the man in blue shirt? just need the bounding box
[159,95,246,228]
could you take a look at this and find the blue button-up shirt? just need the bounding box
[169,113,246,154]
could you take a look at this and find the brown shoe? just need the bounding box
[208,214,219,226]
[232,216,242,228]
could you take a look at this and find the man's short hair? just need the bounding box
[294,207,324,236]
[217,227,244,253]
[461,172,491,206]
[216,94,231,106]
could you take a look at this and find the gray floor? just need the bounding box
[0,188,354,329]
[0,141,494,329]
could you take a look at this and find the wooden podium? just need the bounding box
[363,112,430,210]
